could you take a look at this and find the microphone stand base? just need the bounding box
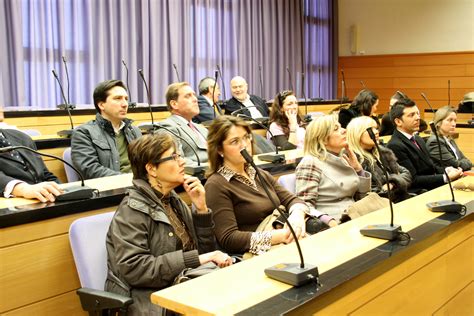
[56,185,96,202]
[257,153,286,164]
[265,263,319,287]
[184,165,207,178]
[57,129,74,138]
[360,224,402,241]
[426,200,464,213]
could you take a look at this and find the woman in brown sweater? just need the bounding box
[205,115,310,255]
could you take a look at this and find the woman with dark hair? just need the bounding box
[268,90,306,150]
[338,89,379,128]
[347,116,412,203]
[205,115,317,256]
[426,106,472,171]
[105,132,232,315]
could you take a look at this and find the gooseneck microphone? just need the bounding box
[341,68,348,102]
[230,105,268,121]
[138,69,155,128]
[312,67,323,102]
[61,56,74,107]
[0,146,95,201]
[211,70,221,118]
[258,65,264,98]
[240,148,319,286]
[52,69,75,138]
[216,64,226,101]
[301,72,312,123]
[360,80,366,89]
[236,113,285,163]
[447,79,451,105]
[153,124,206,177]
[421,93,465,214]
[286,67,294,91]
[359,128,402,240]
[172,63,181,82]
[122,59,137,108]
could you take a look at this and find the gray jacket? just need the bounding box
[426,135,472,171]
[105,179,216,316]
[159,114,209,165]
[71,113,142,179]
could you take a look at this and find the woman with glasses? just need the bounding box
[295,115,371,223]
[105,132,232,315]
[205,115,311,256]
[268,90,306,150]
[346,116,412,203]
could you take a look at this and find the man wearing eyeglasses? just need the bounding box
[224,76,269,118]
[160,82,209,165]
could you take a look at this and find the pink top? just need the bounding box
[267,122,305,149]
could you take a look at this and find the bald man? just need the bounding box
[224,76,269,118]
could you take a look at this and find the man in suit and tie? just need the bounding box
[192,77,221,124]
[161,82,209,165]
[0,126,62,202]
[224,76,269,118]
[387,98,463,193]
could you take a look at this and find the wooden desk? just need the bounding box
[0,150,302,315]
[151,183,474,315]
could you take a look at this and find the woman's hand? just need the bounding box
[287,208,307,240]
[183,175,208,213]
[342,144,363,172]
[284,109,299,129]
[271,228,293,245]
[199,250,233,267]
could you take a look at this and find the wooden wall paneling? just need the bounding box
[339,52,474,114]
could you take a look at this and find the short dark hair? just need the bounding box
[93,80,127,112]
[165,82,190,111]
[127,132,176,181]
[351,89,379,116]
[390,98,416,124]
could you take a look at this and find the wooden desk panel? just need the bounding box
[151,185,473,315]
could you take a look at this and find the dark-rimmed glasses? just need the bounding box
[154,153,182,164]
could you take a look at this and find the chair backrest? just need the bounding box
[69,211,115,290]
[63,147,80,182]
[277,173,296,193]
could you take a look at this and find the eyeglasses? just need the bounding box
[154,153,182,164]
[225,134,253,147]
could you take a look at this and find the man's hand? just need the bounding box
[13,182,63,202]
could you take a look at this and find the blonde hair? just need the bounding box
[304,114,338,160]
[433,105,457,137]
[346,116,380,168]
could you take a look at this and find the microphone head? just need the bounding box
[366,127,376,141]
[216,64,221,71]
[138,68,144,76]
[122,59,126,66]
[214,70,219,79]
[52,69,58,78]
[240,148,253,163]
[62,55,66,62]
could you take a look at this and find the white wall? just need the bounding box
[338,0,474,56]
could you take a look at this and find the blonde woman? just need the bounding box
[426,106,472,171]
[295,114,371,222]
[346,116,411,203]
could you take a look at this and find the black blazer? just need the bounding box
[224,95,269,117]
[193,96,217,124]
[387,129,444,193]
[0,129,59,192]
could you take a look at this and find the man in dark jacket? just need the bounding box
[224,76,269,118]
[387,98,463,193]
[71,80,142,179]
[192,77,221,124]
[0,127,62,202]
